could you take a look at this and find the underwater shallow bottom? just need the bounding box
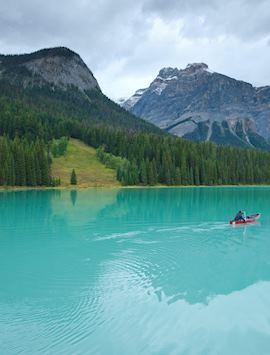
[0,187,270,355]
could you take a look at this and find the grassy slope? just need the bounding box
[51,139,120,187]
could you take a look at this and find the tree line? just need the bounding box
[86,127,270,185]
[0,136,51,186]
[0,84,270,186]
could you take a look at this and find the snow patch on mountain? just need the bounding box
[122,88,147,109]
[156,75,178,81]
[152,82,168,95]
[123,62,270,148]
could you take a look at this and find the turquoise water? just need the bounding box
[1,187,270,355]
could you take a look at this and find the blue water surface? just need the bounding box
[0,187,270,355]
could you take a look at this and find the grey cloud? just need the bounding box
[0,0,148,64]
[142,0,270,41]
[142,0,217,18]
[1,0,269,55]
[0,0,270,98]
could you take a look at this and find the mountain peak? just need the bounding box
[35,46,76,55]
[27,47,80,60]
[123,62,270,148]
[186,62,208,71]
[158,67,178,78]
[0,47,79,65]
[0,46,100,92]
[156,63,211,81]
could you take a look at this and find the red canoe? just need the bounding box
[230,213,261,225]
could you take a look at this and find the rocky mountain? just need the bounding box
[0,47,100,92]
[123,63,270,149]
[0,47,161,134]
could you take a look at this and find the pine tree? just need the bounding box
[70,169,77,185]
[175,167,181,185]
[147,161,155,185]
[140,160,148,185]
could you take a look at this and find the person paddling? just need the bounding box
[234,210,246,222]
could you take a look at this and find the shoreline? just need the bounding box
[1,184,270,192]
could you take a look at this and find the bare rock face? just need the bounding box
[123,63,270,149]
[0,47,100,92]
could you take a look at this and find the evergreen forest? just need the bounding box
[0,82,270,187]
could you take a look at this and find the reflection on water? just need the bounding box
[0,187,270,354]
[70,190,77,206]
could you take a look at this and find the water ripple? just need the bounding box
[1,188,270,354]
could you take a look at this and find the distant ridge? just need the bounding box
[123,63,270,149]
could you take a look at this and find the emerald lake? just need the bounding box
[1,187,270,354]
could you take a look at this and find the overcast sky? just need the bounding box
[1,0,270,99]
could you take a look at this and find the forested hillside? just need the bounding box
[0,81,161,139]
[0,87,270,187]
[0,136,50,186]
